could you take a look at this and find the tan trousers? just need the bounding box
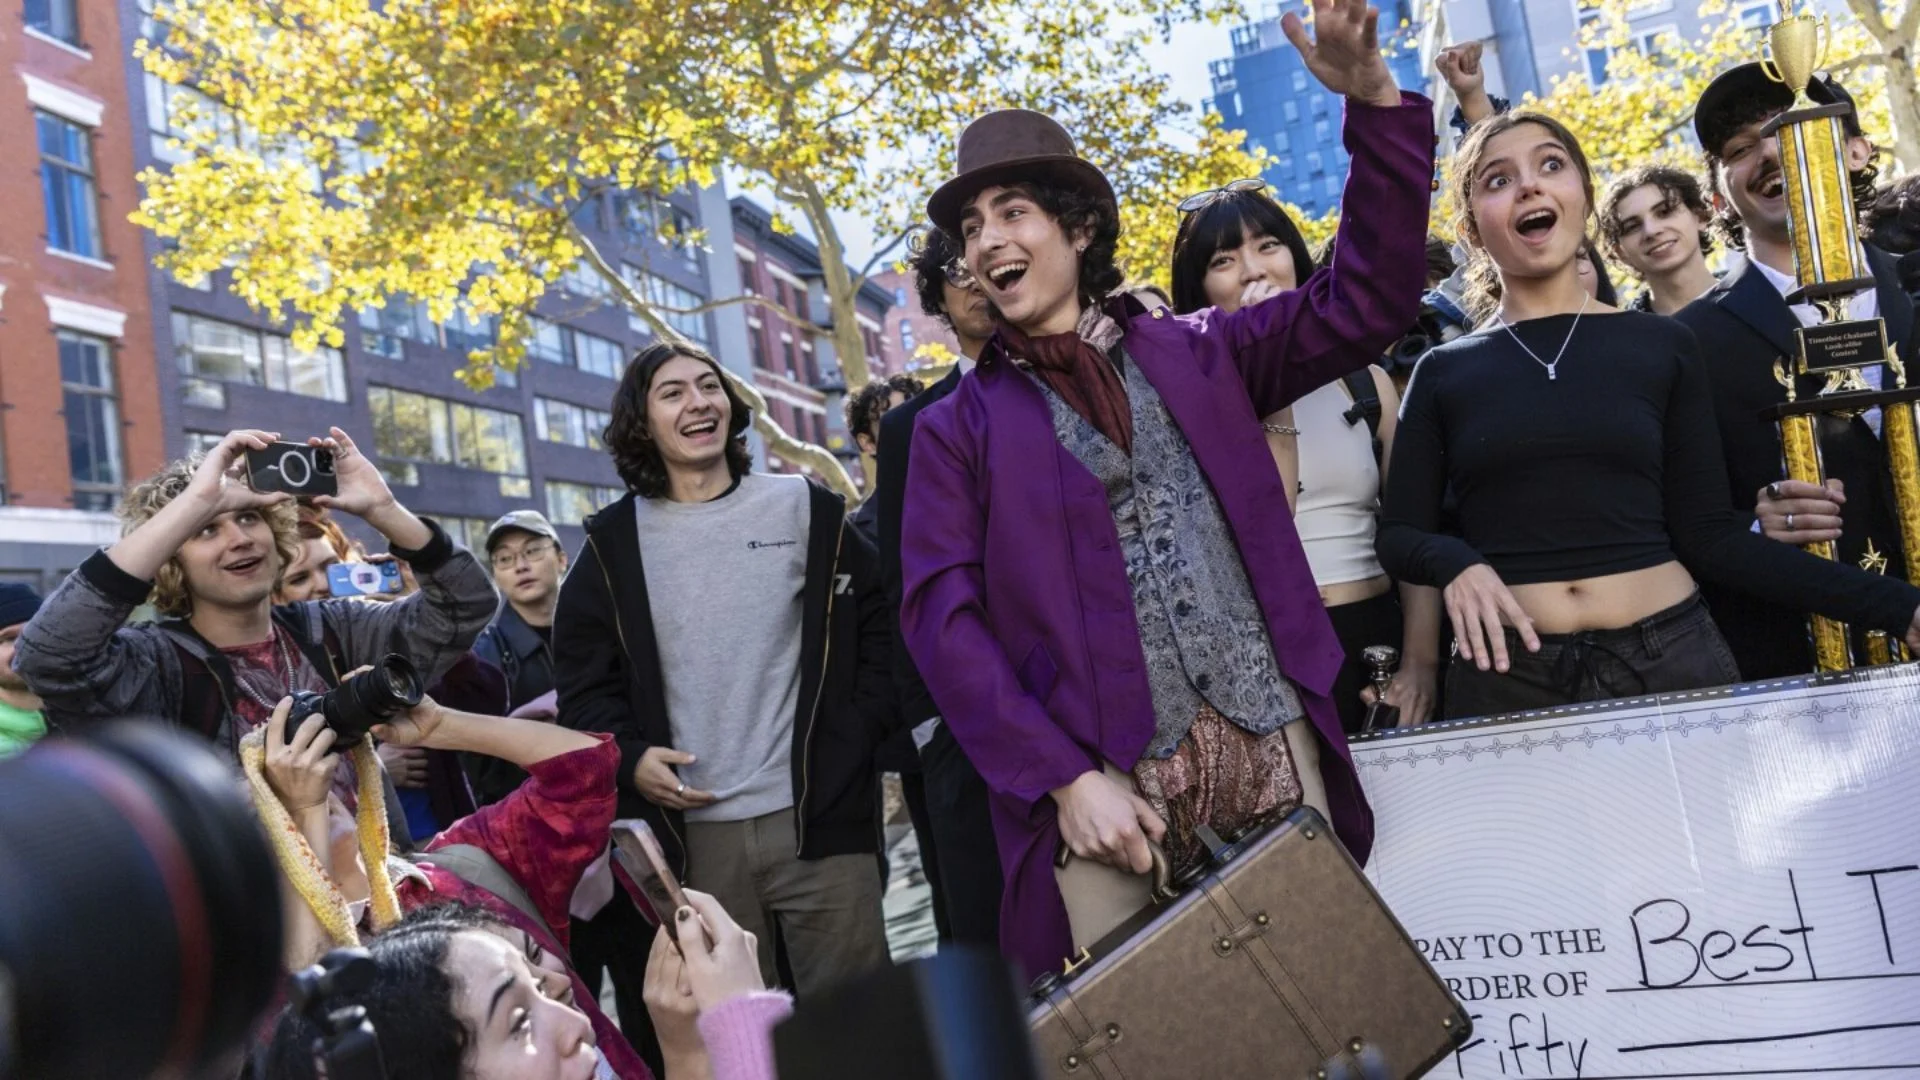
[1055,720,1329,952]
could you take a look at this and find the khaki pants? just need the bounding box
[1055,721,1329,952]
[684,809,889,997]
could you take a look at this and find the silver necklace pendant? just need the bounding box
[1498,292,1590,381]
[1546,363,1557,381]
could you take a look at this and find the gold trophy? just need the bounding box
[1760,0,1920,670]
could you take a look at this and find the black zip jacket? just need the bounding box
[553,480,892,874]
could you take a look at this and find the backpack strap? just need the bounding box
[1340,368,1385,467]
[275,601,346,687]
[425,843,545,931]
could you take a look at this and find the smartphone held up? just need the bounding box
[610,820,690,947]
[245,441,338,498]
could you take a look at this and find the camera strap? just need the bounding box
[423,843,545,932]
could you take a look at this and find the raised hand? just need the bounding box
[308,427,394,519]
[189,429,293,519]
[1435,41,1485,98]
[1281,0,1400,107]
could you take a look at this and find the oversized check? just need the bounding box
[1352,665,1920,1080]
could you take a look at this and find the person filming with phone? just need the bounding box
[13,428,497,801]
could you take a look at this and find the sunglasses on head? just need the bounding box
[1177,178,1269,215]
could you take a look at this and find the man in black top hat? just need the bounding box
[1676,64,1917,679]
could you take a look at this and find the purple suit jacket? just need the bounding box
[900,94,1435,983]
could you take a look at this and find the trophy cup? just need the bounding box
[1361,645,1399,732]
[1759,0,1920,670]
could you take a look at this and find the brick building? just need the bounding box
[730,197,901,487]
[871,267,961,378]
[0,0,166,586]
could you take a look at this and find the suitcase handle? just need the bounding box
[1053,839,1178,903]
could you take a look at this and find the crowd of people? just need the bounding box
[7,0,1920,1075]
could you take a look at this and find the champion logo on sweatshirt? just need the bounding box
[746,539,798,551]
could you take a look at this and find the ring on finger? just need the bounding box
[1786,513,1795,531]
[1768,481,1784,500]
[675,781,686,796]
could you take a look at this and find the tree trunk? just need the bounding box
[570,222,859,500]
[1841,0,1920,172]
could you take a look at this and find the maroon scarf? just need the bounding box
[999,310,1132,453]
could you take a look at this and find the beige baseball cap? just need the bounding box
[485,509,561,553]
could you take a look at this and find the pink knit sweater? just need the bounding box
[695,992,796,1080]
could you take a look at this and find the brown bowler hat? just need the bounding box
[927,109,1117,235]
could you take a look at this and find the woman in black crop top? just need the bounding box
[1376,111,1920,719]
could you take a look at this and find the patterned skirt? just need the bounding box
[1132,704,1304,875]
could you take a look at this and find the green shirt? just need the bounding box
[0,698,46,758]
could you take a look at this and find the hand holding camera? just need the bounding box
[265,696,342,817]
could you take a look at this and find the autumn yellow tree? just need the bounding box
[1528,0,1918,177]
[135,0,1272,496]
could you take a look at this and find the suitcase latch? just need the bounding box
[1212,910,1273,957]
[1062,1022,1123,1072]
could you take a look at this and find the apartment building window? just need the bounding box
[1271,130,1290,153]
[546,480,624,526]
[358,301,432,359]
[738,259,758,295]
[781,335,799,379]
[748,320,772,371]
[1290,69,1307,93]
[1579,11,1611,85]
[184,431,226,455]
[1283,101,1299,123]
[26,0,81,45]
[534,397,611,450]
[1307,151,1324,175]
[59,331,122,510]
[1277,153,1293,175]
[173,311,348,406]
[900,322,915,355]
[366,385,527,486]
[560,259,612,300]
[1738,2,1775,28]
[627,266,710,345]
[39,112,102,260]
[1323,175,1340,198]
[527,317,623,378]
[434,516,494,553]
[1314,119,1331,143]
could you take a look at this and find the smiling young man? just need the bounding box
[1600,165,1721,316]
[1674,66,1917,679]
[555,342,892,997]
[14,428,497,780]
[898,0,1433,982]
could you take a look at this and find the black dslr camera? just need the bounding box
[245,441,337,497]
[282,654,424,748]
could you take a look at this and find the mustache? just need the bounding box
[1750,161,1783,193]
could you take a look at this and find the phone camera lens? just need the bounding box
[313,448,335,475]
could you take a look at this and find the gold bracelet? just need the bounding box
[1262,423,1301,437]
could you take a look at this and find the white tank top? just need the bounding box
[1291,378,1385,587]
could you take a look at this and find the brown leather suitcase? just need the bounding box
[1027,807,1469,1079]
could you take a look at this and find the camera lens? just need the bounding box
[313,654,425,748]
[313,448,335,475]
[278,449,312,489]
[0,725,283,1079]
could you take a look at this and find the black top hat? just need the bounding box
[1693,62,1863,158]
[926,110,1117,235]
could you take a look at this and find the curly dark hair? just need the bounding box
[911,227,963,327]
[1864,173,1920,256]
[603,341,753,499]
[944,181,1124,316]
[844,373,926,446]
[1600,165,1717,260]
[1705,98,1882,252]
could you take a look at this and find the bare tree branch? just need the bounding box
[856,227,918,282]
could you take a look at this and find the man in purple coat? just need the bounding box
[899,0,1435,984]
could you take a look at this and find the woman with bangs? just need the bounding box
[1376,110,1920,719]
[1171,181,1441,732]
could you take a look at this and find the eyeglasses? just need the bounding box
[491,540,557,570]
[1177,178,1268,215]
[942,258,977,289]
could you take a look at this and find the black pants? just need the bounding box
[570,896,663,1077]
[1325,589,1404,736]
[1444,593,1741,721]
[918,722,1003,948]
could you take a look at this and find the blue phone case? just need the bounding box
[327,562,402,596]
